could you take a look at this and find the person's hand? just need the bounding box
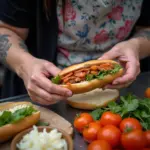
[20,58,72,105]
[99,39,141,89]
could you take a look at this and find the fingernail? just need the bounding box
[66,91,72,97]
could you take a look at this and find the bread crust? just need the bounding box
[0,102,40,143]
[60,69,123,94]
[59,60,118,76]
[67,97,118,110]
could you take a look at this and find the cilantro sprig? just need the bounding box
[51,75,61,84]
[0,106,37,127]
[90,94,150,130]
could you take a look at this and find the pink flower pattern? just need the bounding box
[116,27,126,40]
[94,30,109,44]
[108,6,123,20]
[125,20,133,33]
[64,0,76,21]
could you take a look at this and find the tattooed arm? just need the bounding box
[129,27,150,59]
[0,21,35,73]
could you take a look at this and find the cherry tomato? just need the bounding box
[95,120,103,126]
[145,87,150,98]
[120,118,142,132]
[97,125,121,148]
[83,122,101,143]
[144,130,150,147]
[121,129,147,149]
[88,140,112,150]
[74,113,93,133]
[100,111,122,127]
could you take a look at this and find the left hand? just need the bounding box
[99,39,141,89]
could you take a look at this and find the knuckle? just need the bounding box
[27,83,33,92]
[44,61,53,68]
[30,96,36,102]
[136,61,140,68]
[31,74,38,82]
[129,75,136,81]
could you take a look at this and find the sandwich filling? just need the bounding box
[0,104,38,127]
[51,63,122,85]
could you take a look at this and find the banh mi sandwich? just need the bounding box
[0,102,40,143]
[51,60,124,94]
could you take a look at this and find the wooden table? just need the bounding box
[0,72,150,150]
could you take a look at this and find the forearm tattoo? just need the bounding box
[0,34,12,65]
[19,40,28,51]
[133,30,150,40]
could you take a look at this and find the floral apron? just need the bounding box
[56,0,143,68]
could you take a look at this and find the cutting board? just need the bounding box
[0,103,73,150]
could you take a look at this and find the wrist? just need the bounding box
[128,37,150,59]
[127,38,141,58]
[15,53,36,79]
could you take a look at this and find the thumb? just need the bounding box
[99,49,120,60]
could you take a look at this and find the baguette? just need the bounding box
[67,88,119,110]
[51,60,124,94]
[0,102,40,143]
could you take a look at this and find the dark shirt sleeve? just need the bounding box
[0,0,35,28]
[137,0,150,26]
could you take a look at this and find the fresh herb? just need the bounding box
[86,64,122,81]
[51,75,61,84]
[90,94,150,130]
[0,106,37,127]
[36,120,49,126]
[90,108,107,120]
[86,74,94,81]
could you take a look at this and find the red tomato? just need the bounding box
[100,111,122,127]
[144,130,150,147]
[121,129,147,149]
[145,87,150,98]
[95,120,103,126]
[74,113,93,133]
[143,148,150,150]
[88,140,112,150]
[97,125,121,148]
[83,122,101,143]
[120,118,142,132]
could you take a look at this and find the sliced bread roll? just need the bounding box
[67,88,119,110]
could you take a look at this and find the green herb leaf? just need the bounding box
[86,74,94,81]
[51,75,61,84]
[0,111,12,126]
[119,95,139,117]
[90,108,105,120]
[107,101,122,113]
[110,64,122,74]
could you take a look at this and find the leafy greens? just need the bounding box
[51,75,61,84]
[90,94,150,130]
[86,64,122,81]
[0,106,37,127]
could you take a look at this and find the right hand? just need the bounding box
[20,58,73,105]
